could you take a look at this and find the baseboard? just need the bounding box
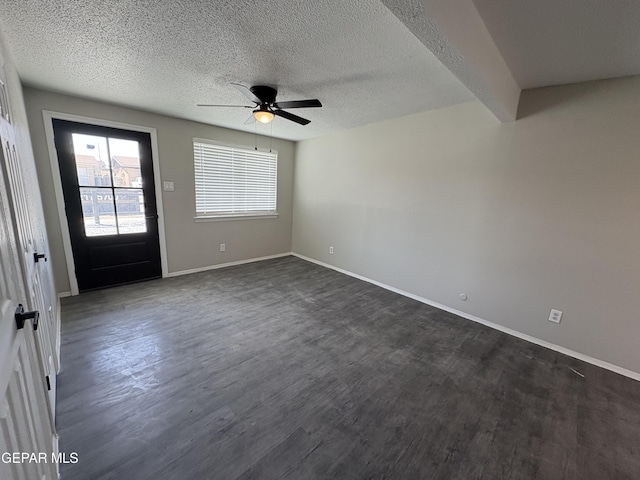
[55,294,64,374]
[167,252,293,278]
[291,253,640,382]
[52,433,60,479]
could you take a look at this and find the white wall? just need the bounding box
[292,76,640,374]
[24,88,295,293]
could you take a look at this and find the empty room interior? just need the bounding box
[1,1,639,479]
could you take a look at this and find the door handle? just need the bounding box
[34,252,47,263]
[15,304,39,331]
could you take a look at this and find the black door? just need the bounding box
[52,119,162,291]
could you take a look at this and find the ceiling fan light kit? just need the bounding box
[198,83,322,126]
[254,106,275,124]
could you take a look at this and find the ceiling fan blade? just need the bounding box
[272,99,322,109]
[274,109,311,125]
[197,104,253,108]
[231,83,262,104]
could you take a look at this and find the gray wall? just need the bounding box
[292,76,640,374]
[24,88,295,293]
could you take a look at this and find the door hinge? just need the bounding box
[46,376,51,391]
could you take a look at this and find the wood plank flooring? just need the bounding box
[56,256,640,479]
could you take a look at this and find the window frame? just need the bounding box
[192,138,278,222]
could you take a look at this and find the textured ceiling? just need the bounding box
[0,0,474,141]
[473,0,640,89]
[4,1,637,139]
[382,0,520,122]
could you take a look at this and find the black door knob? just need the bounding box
[34,252,47,263]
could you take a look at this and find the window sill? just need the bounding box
[194,213,279,222]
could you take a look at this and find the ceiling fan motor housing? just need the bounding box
[250,85,277,104]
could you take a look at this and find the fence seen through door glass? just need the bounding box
[72,133,146,236]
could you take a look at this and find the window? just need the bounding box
[193,140,277,219]
[72,133,147,236]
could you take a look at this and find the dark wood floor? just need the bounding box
[57,256,640,480]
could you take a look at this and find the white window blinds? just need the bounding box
[194,141,277,216]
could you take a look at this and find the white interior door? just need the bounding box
[0,67,56,426]
[0,127,57,480]
[2,137,57,423]
[0,53,57,479]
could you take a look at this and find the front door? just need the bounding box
[52,119,162,291]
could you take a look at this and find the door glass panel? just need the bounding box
[80,187,117,236]
[109,138,142,187]
[71,134,111,186]
[115,188,146,234]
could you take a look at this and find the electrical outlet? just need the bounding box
[163,181,174,191]
[329,246,334,254]
[548,309,562,324]
[220,243,226,252]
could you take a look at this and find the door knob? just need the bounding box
[34,252,47,263]
[15,304,39,331]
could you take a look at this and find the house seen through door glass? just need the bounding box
[72,134,147,236]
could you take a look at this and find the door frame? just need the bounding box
[42,110,168,295]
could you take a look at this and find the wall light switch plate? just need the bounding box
[163,181,174,191]
[220,243,226,252]
[548,309,563,324]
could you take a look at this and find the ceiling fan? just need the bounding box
[197,83,322,126]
